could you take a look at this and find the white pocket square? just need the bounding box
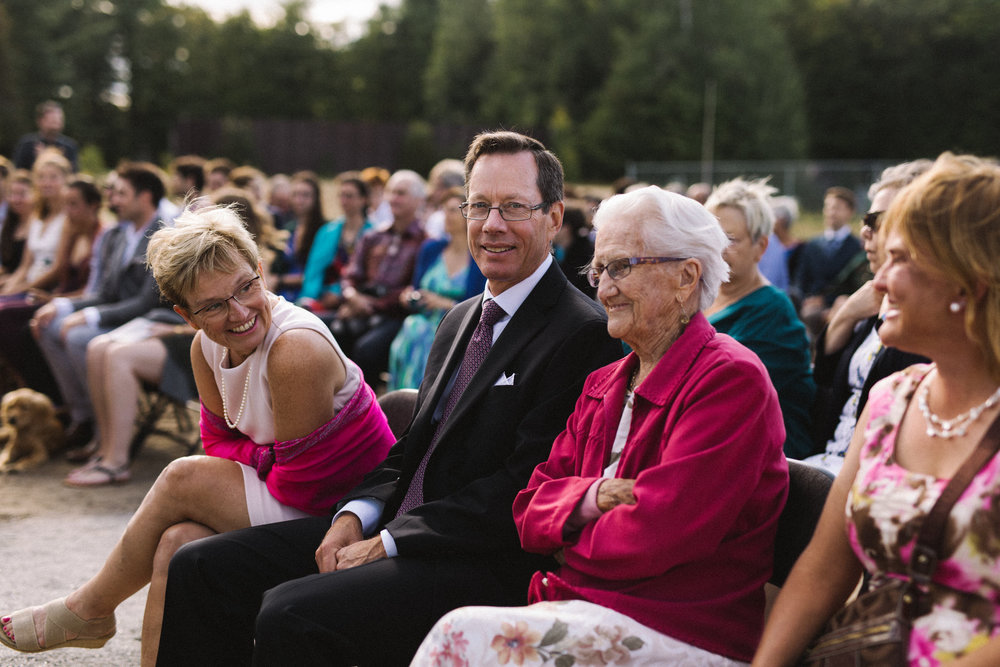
[494,372,516,386]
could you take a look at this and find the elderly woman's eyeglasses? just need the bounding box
[586,257,686,288]
[192,276,262,319]
[459,201,547,221]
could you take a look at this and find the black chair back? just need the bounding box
[770,459,834,587]
[377,388,418,439]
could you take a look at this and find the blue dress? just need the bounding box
[388,257,470,390]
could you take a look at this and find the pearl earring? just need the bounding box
[949,302,962,313]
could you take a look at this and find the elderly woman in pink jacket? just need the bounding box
[412,186,789,666]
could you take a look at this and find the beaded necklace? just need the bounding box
[220,348,252,429]
[918,380,1000,439]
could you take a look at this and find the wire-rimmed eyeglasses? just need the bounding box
[192,275,262,319]
[459,201,547,221]
[586,256,686,288]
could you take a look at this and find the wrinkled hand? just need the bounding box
[315,514,364,573]
[596,478,637,512]
[334,536,387,570]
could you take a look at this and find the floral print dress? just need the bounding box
[846,364,1000,666]
[410,599,749,666]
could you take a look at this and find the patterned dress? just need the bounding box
[847,364,1000,666]
[411,599,748,666]
[387,257,468,390]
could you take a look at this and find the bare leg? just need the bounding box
[95,338,167,469]
[3,456,251,647]
[83,337,167,469]
[84,335,114,449]
[141,521,216,667]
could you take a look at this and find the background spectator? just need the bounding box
[705,177,816,458]
[270,170,325,300]
[332,169,426,385]
[805,159,932,474]
[12,101,78,171]
[30,162,165,454]
[554,205,596,299]
[0,170,34,290]
[1,150,72,296]
[360,166,392,226]
[791,186,865,338]
[297,176,373,323]
[388,186,484,390]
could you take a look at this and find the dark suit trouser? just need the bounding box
[157,516,528,667]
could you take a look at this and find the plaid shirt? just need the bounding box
[341,219,425,315]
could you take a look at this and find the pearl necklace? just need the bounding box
[220,349,252,429]
[918,381,1000,439]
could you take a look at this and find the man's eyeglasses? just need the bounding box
[192,276,262,320]
[459,201,547,222]
[586,256,686,288]
[862,211,884,231]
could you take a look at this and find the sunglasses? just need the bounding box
[862,211,884,231]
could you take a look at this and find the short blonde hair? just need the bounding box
[704,177,778,242]
[882,152,1000,379]
[147,205,260,310]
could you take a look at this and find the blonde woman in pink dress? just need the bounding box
[0,205,395,665]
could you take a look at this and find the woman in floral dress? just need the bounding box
[755,153,1000,666]
[388,188,484,390]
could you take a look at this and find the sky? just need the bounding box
[165,0,401,37]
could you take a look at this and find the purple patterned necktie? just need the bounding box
[396,299,506,515]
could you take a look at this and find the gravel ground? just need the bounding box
[0,419,197,666]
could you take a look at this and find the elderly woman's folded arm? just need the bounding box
[518,355,783,581]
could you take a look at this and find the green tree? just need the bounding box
[423,0,494,121]
[780,0,1000,159]
[580,0,807,178]
[340,0,440,121]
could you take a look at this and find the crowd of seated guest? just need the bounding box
[4,121,996,667]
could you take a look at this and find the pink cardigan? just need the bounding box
[201,380,395,516]
[514,313,789,662]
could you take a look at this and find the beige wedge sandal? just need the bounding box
[0,597,115,653]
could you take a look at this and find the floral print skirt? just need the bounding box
[410,599,748,666]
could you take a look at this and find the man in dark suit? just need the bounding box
[155,131,622,666]
[32,162,164,450]
[791,186,866,337]
[12,100,79,171]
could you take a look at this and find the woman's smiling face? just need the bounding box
[181,265,272,366]
[873,230,959,356]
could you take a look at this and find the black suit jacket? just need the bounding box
[791,234,864,304]
[340,262,622,576]
[71,219,162,328]
[811,316,928,452]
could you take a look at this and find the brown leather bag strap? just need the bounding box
[910,411,1000,582]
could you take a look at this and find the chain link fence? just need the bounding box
[625,159,902,211]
